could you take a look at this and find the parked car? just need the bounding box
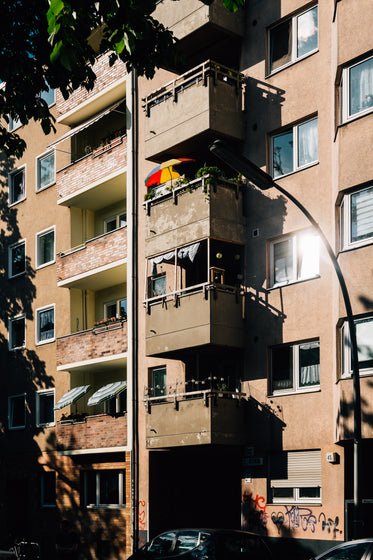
[127,528,272,560]
[314,539,373,560]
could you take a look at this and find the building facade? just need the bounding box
[0,1,372,559]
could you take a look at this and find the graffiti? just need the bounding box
[284,505,317,533]
[318,513,342,535]
[271,512,285,533]
[138,500,146,531]
[242,492,269,529]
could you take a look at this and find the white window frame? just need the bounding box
[104,212,127,233]
[8,166,26,205]
[8,115,22,132]
[104,298,127,320]
[82,469,126,508]
[341,317,373,378]
[9,314,26,350]
[8,239,26,279]
[340,185,373,250]
[268,5,318,75]
[36,389,55,427]
[271,486,321,504]
[270,340,320,395]
[271,116,318,179]
[36,149,55,192]
[36,304,55,345]
[41,471,56,507]
[341,55,373,123]
[36,226,55,269]
[270,450,321,504]
[8,393,26,430]
[269,229,320,288]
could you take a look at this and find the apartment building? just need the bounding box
[0,1,372,559]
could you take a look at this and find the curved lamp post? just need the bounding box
[209,139,363,539]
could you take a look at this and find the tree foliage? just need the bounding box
[0,0,244,158]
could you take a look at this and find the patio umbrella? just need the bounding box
[145,158,195,187]
[87,381,127,406]
[54,385,91,411]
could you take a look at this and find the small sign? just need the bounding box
[244,477,252,483]
[242,457,263,466]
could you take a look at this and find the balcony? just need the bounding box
[57,227,127,289]
[144,176,246,256]
[145,388,247,448]
[56,413,127,453]
[57,135,127,208]
[56,51,127,125]
[57,320,127,372]
[143,60,244,161]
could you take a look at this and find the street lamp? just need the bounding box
[209,139,363,539]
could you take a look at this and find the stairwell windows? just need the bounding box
[340,55,373,122]
[340,185,373,249]
[269,5,318,74]
[271,117,318,178]
[269,230,320,288]
[8,394,26,429]
[36,150,55,191]
[36,305,55,344]
[9,240,26,278]
[8,167,26,205]
[270,340,320,394]
[341,317,373,377]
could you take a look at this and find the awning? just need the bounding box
[47,98,125,148]
[54,385,91,411]
[87,381,127,406]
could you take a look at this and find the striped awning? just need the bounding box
[54,385,91,411]
[87,381,127,406]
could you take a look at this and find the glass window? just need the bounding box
[150,274,166,297]
[36,306,55,344]
[36,227,55,267]
[342,317,373,377]
[9,315,26,350]
[270,450,321,503]
[9,168,25,205]
[9,240,26,278]
[174,532,200,554]
[272,117,318,178]
[148,532,176,555]
[82,470,125,507]
[9,114,22,132]
[341,56,373,121]
[37,151,55,190]
[320,542,371,560]
[41,471,56,507]
[270,230,319,287]
[40,86,55,107]
[150,366,167,398]
[271,340,320,393]
[269,6,318,73]
[104,298,127,321]
[341,185,373,250]
[104,212,127,233]
[8,394,26,429]
[36,390,55,427]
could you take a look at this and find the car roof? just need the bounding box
[316,539,373,560]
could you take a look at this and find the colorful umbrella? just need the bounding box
[145,158,195,188]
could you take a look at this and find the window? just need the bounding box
[270,450,321,503]
[271,340,320,393]
[340,185,373,250]
[104,212,126,232]
[36,227,55,268]
[104,298,127,320]
[269,230,319,287]
[341,317,373,377]
[36,389,55,427]
[9,315,26,350]
[36,305,55,344]
[268,5,318,73]
[341,55,373,122]
[150,366,167,397]
[8,394,26,429]
[150,273,167,297]
[8,167,25,205]
[105,390,127,415]
[271,117,318,178]
[36,150,55,191]
[8,240,26,278]
[40,86,55,107]
[82,470,126,508]
[9,114,22,132]
[41,472,56,507]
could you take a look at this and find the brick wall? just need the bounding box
[56,413,128,451]
[57,321,128,366]
[57,137,127,201]
[57,226,127,282]
[56,52,127,117]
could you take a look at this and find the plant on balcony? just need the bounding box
[94,315,127,327]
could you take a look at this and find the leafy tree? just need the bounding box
[0,0,244,158]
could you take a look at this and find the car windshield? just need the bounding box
[320,543,371,560]
[147,532,176,555]
[174,531,200,554]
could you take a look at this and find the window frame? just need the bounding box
[9,314,26,351]
[270,116,318,179]
[8,166,26,206]
[341,316,373,378]
[149,366,167,398]
[36,149,55,192]
[35,304,55,345]
[268,229,320,288]
[268,5,319,75]
[8,239,26,279]
[104,212,127,233]
[81,469,126,509]
[40,87,55,108]
[340,185,373,250]
[36,389,55,427]
[41,471,56,507]
[270,339,320,395]
[104,298,127,321]
[8,393,26,430]
[8,114,22,132]
[270,450,321,504]
[340,55,373,123]
[36,226,55,269]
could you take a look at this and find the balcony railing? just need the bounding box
[56,413,127,452]
[57,227,127,285]
[57,135,127,204]
[57,320,127,369]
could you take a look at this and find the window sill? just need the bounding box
[339,238,373,253]
[36,260,55,270]
[270,387,321,397]
[272,160,319,181]
[266,49,319,78]
[36,181,56,194]
[335,108,373,138]
[36,338,55,346]
[339,369,373,382]
[268,274,320,290]
[8,346,26,352]
[270,501,321,506]
[8,197,26,207]
[8,272,26,280]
